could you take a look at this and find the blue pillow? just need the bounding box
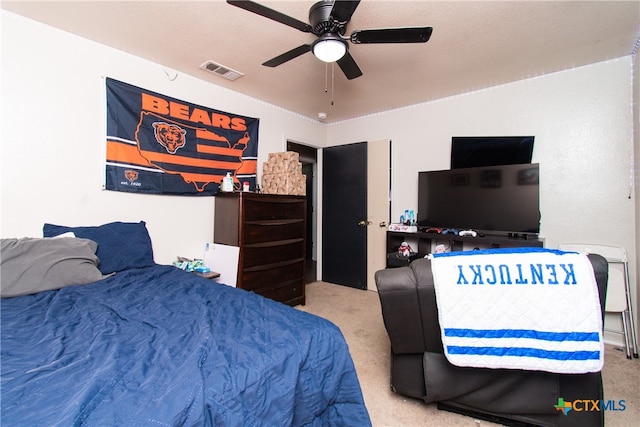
[43,221,155,274]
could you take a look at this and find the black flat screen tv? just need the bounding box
[451,136,534,169]
[417,163,540,234]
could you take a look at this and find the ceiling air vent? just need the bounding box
[199,60,244,81]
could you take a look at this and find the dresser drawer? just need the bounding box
[243,239,304,268]
[241,260,304,292]
[243,198,305,221]
[243,220,305,244]
[260,283,304,306]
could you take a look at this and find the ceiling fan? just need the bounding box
[227,0,433,80]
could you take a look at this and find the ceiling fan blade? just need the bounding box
[330,0,361,23]
[350,27,433,44]
[262,44,312,67]
[336,51,363,80]
[227,1,312,33]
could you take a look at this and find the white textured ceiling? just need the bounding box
[3,0,639,123]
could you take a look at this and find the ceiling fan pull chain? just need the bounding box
[331,62,335,106]
[324,62,328,93]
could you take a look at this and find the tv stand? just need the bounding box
[387,230,544,258]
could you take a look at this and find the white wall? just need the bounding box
[0,11,325,264]
[326,58,637,346]
[633,45,639,354]
[633,46,640,354]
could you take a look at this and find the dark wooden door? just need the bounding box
[322,142,367,289]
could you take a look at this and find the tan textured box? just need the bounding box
[263,161,302,174]
[261,151,306,195]
[261,172,306,196]
[264,151,302,174]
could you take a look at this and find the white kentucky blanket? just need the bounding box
[430,247,603,374]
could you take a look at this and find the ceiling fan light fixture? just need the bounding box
[312,36,347,63]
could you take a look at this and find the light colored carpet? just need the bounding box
[297,281,640,427]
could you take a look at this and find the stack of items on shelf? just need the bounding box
[388,224,418,232]
[388,209,418,232]
[261,151,306,195]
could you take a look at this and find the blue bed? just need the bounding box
[1,222,370,426]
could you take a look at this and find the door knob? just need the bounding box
[357,220,372,227]
[379,222,387,228]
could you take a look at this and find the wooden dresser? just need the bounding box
[214,192,306,306]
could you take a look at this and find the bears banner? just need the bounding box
[105,78,258,195]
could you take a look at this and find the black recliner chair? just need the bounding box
[374,253,608,427]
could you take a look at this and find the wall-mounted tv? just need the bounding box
[451,136,534,169]
[417,163,540,235]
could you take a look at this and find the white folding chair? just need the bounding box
[559,243,638,359]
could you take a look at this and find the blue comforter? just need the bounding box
[1,265,370,426]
